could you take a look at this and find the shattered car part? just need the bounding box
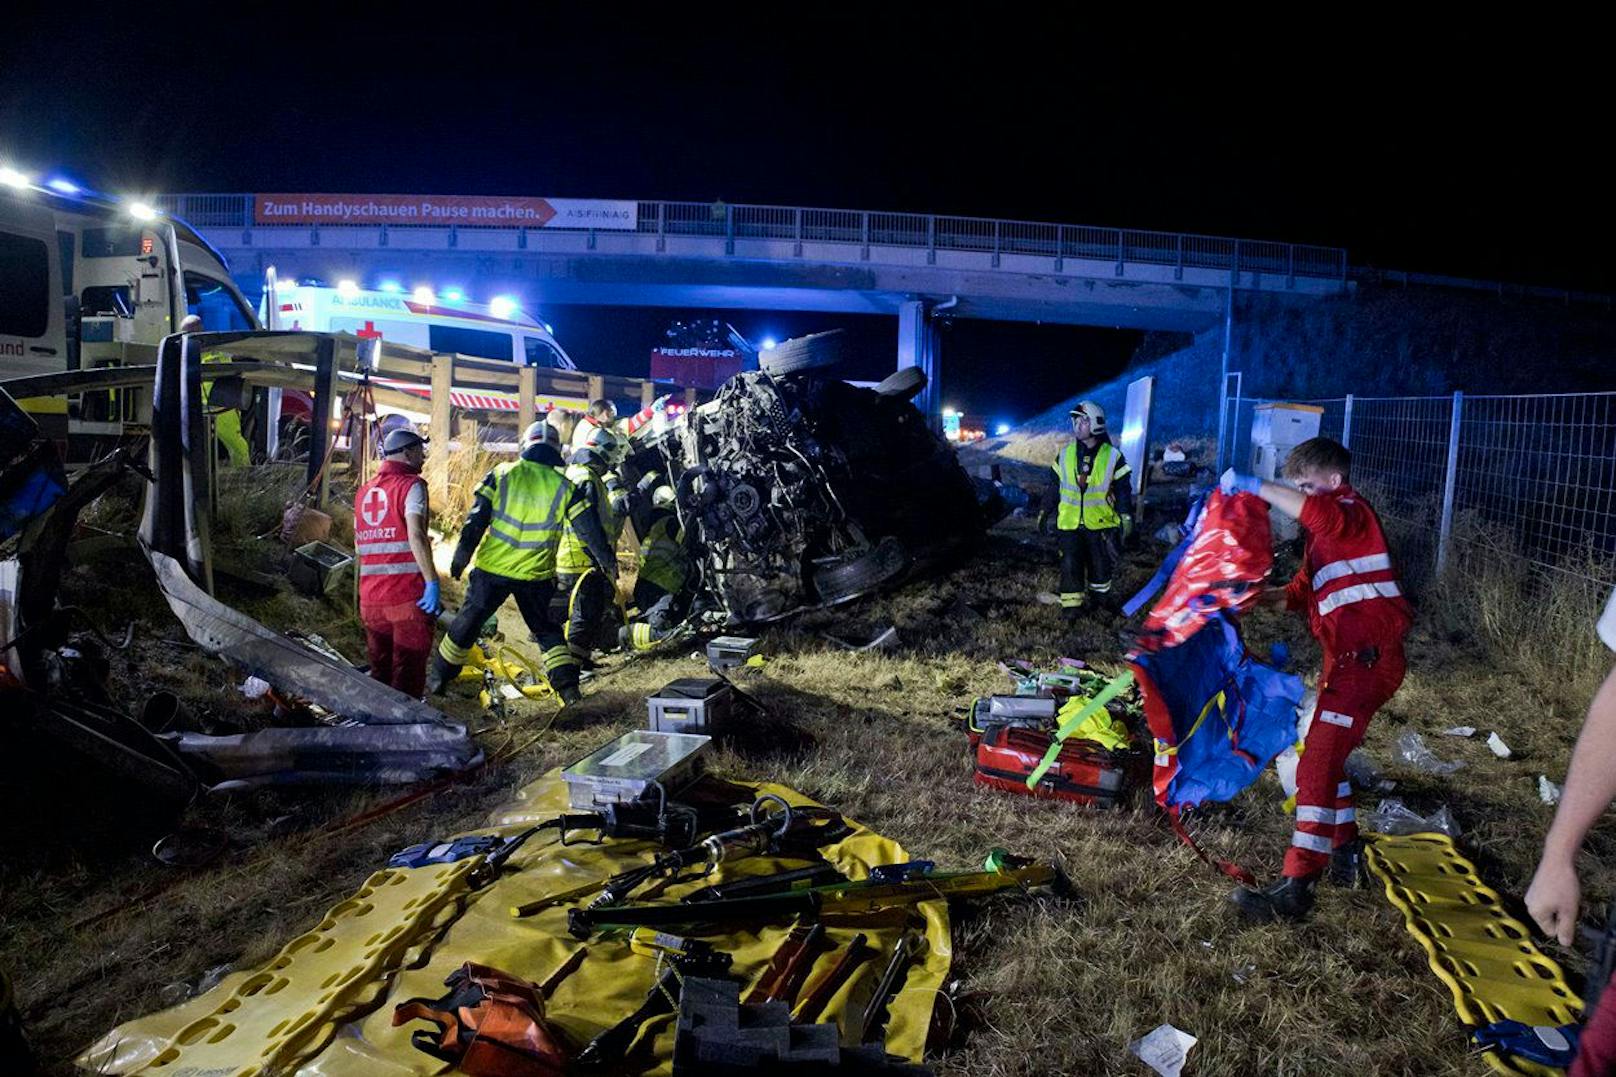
[135,332,479,781]
[627,358,987,624]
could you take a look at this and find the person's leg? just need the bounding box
[428,569,511,693]
[1086,526,1118,610]
[1285,650,1405,879]
[1571,973,1616,1077]
[568,570,610,657]
[362,609,394,687]
[215,409,251,467]
[1057,529,1085,622]
[389,603,437,699]
[511,578,580,700]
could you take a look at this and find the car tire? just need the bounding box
[761,330,844,377]
[873,366,927,400]
[812,535,909,605]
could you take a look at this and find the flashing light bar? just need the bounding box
[0,166,31,189]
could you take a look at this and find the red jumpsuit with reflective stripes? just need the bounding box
[355,461,434,698]
[1281,485,1414,878]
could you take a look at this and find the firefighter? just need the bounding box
[1037,400,1134,619]
[354,427,441,698]
[554,445,622,666]
[1221,437,1413,922]
[620,485,692,652]
[426,422,615,704]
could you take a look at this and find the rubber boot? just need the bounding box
[1230,875,1317,923]
[558,683,583,707]
[1328,839,1368,889]
[424,657,455,697]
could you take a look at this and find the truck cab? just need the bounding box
[1,179,258,452]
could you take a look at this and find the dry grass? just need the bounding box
[3,493,1614,1075]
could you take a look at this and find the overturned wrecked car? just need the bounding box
[627,331,1000,623]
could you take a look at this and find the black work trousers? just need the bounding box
[1058,526,1119,612]
[556,571,615,656]
[438,568,576,691]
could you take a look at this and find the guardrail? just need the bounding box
[157,194,1350,282]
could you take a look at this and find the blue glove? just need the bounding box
[417,579,443,616]
[1219,468,1263,496]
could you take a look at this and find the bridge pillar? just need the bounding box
[897,299,939,427]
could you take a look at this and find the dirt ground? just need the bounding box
[2,470,1612,1076]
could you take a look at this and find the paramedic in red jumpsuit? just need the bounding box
[355,428,443,698]
[1221,437,1413,922]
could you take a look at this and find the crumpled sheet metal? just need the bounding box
[146,547,455,730]
[170,723,482,789]
[79,772,948,1076]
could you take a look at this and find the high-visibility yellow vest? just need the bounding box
[471,460,572,580]
[556,464,620,576]
[1052,441,1125,531]
[636,515,689,595]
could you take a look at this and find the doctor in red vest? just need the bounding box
[355,427,443,698]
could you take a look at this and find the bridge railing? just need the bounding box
[157,194,1349,281]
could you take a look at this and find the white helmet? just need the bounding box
[1068,400,1106,433]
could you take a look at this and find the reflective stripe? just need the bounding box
[1059,592,1085,608]
[1337,781,1353,798]
[439,637,472,664]
[491,510,561,533]
[1297,805,1342,825]
[1319,710,1355,728]
[1317,580,1403,616]
[1291,832,1333,853]
[357,541,413,556]
[360,561,421,577]
[1087,581,1112,593]
[542,645,577,672]
[1312,553,1393,591]
[1336,807,1356,825]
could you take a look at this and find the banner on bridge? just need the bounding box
[253,194,638,229]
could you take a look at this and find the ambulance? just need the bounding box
[262,281,577,371]
[260,279,587,439]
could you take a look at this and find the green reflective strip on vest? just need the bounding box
[557,465,616,575]
[474,461,569,579]
[1055,442,1122,531]
[637,520,688,594]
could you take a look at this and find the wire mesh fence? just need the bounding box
[1221,389,1616,595]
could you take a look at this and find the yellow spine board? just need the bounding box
[1364,832,1582,1077]
[76,860,479,1076]
[80,775,949,1076]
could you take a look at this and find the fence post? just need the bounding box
[1436,390,1463,577]
[1341,394,1354,448]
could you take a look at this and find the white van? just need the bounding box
[263,284,576,370]
[1,177,258,453]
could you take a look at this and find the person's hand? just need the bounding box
[1525,857,1582,946]
[449,550,469,580]
[416,580,443,616]
[1219,468,1263,496]
[1036,511,1050,535]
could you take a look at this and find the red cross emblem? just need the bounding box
[355,320,383,340]
[360,485,389,527]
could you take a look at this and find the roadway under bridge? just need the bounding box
[165,195,1351,419]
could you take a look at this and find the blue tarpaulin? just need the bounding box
[1131,611,1303,809]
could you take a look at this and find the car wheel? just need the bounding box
[761,330,845,377]
[812,535,909,605]
[873,366,927,400]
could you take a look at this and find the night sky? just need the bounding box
[4,13,1607,417]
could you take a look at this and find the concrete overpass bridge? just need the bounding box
[163,193,1349,416]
